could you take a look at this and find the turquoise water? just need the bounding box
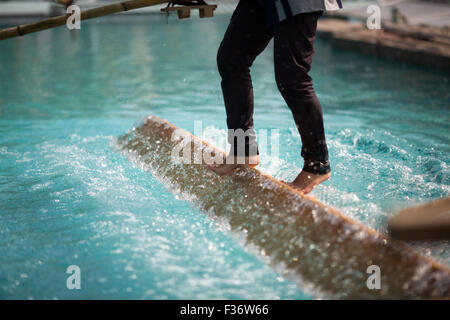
[0,14,449,299]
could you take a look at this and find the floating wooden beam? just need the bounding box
[117,115,450,299]
[0,0,170,41]
[388,197,450,241]
[160,4,217,19]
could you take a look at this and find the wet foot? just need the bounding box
[287,171,331,194]
[206,155,259,176]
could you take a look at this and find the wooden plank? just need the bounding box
[388,197,450,241]
[199,5,215,18]
[160,4,217,19]
[178,6,190,19]
[117,115,450,299]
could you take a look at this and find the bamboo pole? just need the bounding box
[0,0,170,41]
[50,0,74,6]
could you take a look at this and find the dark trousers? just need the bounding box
[217,0,330,174]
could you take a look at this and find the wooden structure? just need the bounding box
[117,115,450,299]
[160,1,217,19]
[388,197,450,241]
[316,18,450,70]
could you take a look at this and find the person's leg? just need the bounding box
[273,11,331,193]
[208,0,273,175]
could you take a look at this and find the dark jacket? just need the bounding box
[265,0,343,25]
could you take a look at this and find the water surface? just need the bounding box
[0,14,449,299]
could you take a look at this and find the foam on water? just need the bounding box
[116,120,450,298]
[1,126,309,299]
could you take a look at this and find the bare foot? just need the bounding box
[288,171,331,194]
[206,155,259,176]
